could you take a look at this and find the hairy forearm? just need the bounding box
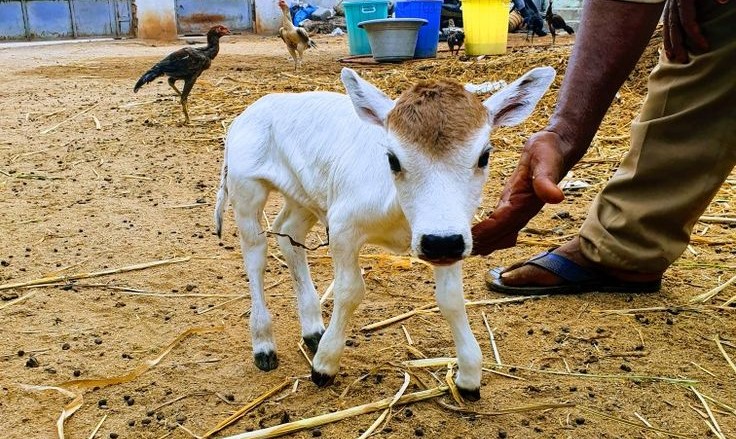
[547,0,664,168]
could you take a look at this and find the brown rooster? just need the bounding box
[134,25,230,124]
[545,2,574,45]
[278,0,317,71]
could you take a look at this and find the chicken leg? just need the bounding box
[168,77,182,96]
[179,76,198,124]
[286,45,298,72]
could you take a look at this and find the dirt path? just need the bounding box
[1,33,734,439]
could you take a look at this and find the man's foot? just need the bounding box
[486,237,662,295]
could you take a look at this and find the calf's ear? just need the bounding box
[341,68,396,127]
[483,66,556,128]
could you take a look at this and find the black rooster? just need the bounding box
[447,30,465,56]
[134,25,230,124]
[545,2,574,45]
[522,0,547,43]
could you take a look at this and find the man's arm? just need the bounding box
[472,0,665,256]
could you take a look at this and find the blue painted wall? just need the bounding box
[0,0,133,40]
[26,0,73,38]
[0,2,26,39]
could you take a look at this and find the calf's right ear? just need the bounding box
[341,68,396,127]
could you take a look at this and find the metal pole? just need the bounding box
[20,0,31,40]
[69,0,79,38]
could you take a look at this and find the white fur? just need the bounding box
[215,66,555,393]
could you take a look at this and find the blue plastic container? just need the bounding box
[344,0,390,56]
[394,0,442,58]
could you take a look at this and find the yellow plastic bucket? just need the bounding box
[461,0,509,55]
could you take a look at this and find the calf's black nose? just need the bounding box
[420,234,465,260]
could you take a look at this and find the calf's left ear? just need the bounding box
[483,66,556,128]
[341,68,396,127]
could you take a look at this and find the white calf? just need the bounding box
[215,67,554,400]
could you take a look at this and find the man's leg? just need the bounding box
[580,2,736,274]
[493,1,735,290]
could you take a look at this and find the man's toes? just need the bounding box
[254,351,279,371]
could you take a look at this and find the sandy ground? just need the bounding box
[1,32,735,439]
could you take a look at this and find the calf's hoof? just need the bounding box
[311,369,335,387]
[303,331,324,354]
[254,351,279,371]
[457,385,481,402]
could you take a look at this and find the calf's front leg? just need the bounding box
[434,264,483,400]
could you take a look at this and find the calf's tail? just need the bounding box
[214,158,229,239]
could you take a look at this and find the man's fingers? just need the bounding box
[663,3,675,60]
[668,4,689,63]
[533,175,565,204]
[677,0,709,53]
[471,218,521,255]
[528,143,565,203]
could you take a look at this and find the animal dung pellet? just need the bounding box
[98,399,108,409]
[61,343,71,350]
[2,292,19,301]
[25,356,39,368]
[94,337,103,345]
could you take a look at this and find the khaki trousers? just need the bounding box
[579,0,736,273]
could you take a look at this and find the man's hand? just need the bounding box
[471,131,568,256]
[663,0,709,63]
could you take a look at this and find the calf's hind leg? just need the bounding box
[231,180,278,371]
[271,202,325,353]
[311,234,364,386]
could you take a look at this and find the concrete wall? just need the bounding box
[134,0,334,38]
[310,0,340,9]
[254,0,338,35]
[254,0,282,34]
[136,0,178,40]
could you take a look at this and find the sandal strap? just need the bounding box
[526,251,598,283]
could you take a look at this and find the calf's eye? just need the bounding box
[387,152,402,173]
[477,150,490,168]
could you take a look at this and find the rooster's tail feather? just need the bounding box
[133,66,163,93]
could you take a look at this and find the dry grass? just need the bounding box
[1,31,734,439]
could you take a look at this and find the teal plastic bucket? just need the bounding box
[344,0,389,55]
